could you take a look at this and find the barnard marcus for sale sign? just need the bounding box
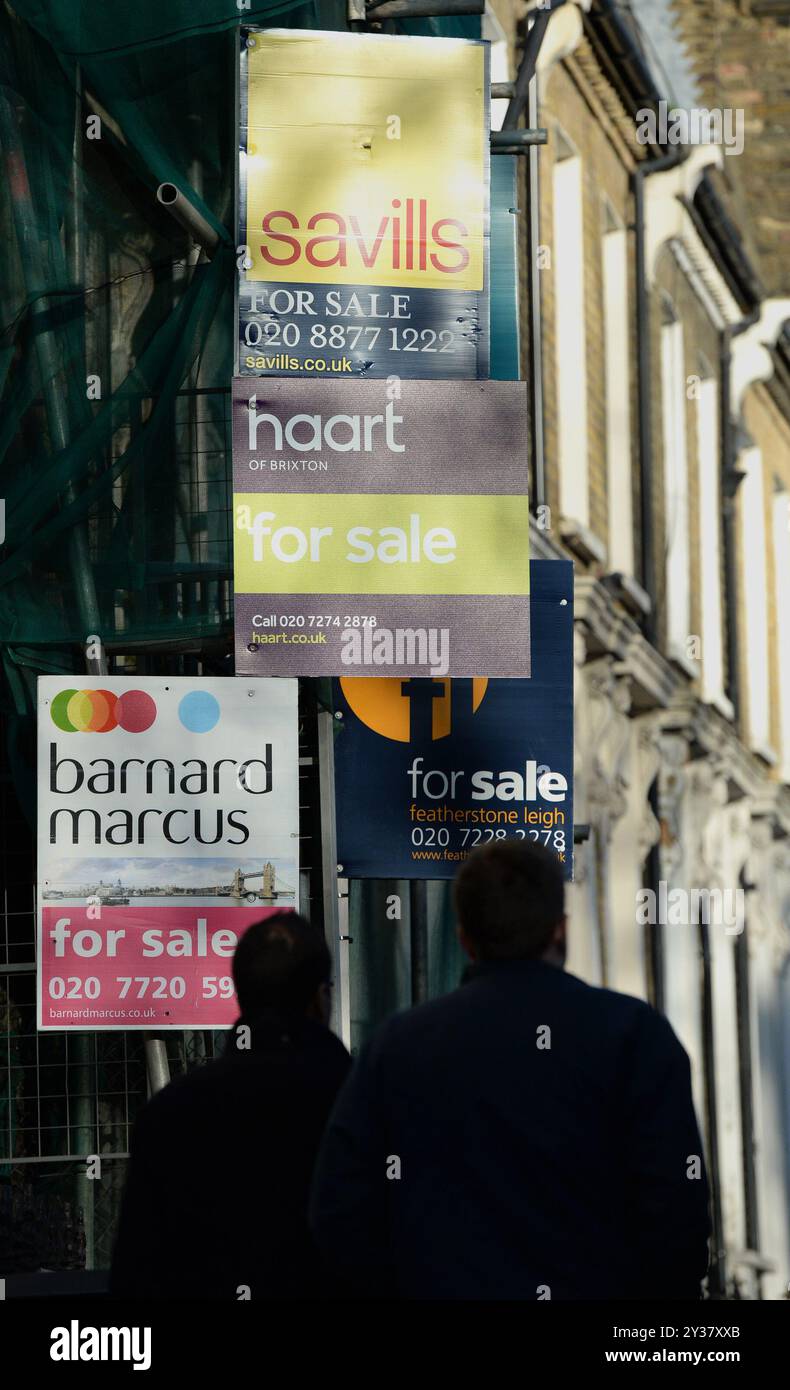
[37,678,298,1030]
[237,28,489,379]
[233,377,530,679]
[333,561,573,880]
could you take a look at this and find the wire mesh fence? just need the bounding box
[0,644,329,1273]
[0,554,236,1271]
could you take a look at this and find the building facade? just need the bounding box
[496,0,790,1299]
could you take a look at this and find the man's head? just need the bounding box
[232,911,332,1023]
[453,839,566,965]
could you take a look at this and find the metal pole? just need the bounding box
[145,1040,172,1095]
[526,60,546,510]
[317,709,347,1042]
[491,129,548,150]
[64,67,98,1270]
[364,0,484,17]
[156,182,220,257]
[336,877,352,1050]
[502,2,561,132]
[409,880,429,1005]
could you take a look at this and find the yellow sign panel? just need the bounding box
[234,492,531,596]
[243,30,487,294]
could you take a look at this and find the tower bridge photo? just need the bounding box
[40,858,296,905]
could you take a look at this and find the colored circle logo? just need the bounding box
[178,690,220,734]
[339,677,488,742]
[115,690,156,733]
[50,689,157,733]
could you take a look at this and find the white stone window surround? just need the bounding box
[602,196,634,577]
[695,367,729,714]
[740,446,773,759]
[553,127,590,532]
[771,490,790,781]
[660,295,692,670]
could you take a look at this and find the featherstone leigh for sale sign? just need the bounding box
[333,561,574,881]
[37,678,298,1030]
[232,378,530,679]
[238,28,490,378]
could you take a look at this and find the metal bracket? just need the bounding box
[503,0,566,131]
[492,129,548,154]
[357,0,483,18]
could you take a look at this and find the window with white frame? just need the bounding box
[695,363,726,707]
[602,199,633,575]
[553,132,588,528]
[741,446,771,753]
[660,296,691,661]
[772,489,790,780]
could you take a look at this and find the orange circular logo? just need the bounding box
[339,677,488,742]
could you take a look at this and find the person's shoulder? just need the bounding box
[360,965,642,1042]
[568,972,687,1057]
[355,968,685,1069]
[131,1056,229,1138]
[302,1021,353,1084]
[561,968,650,1015]
[359,986,476,1064]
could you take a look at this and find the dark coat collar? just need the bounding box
[227,1007,333,1055]
[461,957,560,985]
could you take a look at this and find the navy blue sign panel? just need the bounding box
[238,282,488,381]
[333,560,574,880]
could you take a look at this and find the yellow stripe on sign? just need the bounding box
[234,493,530,596]
[245,32,486,292]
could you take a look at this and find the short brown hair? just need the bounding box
[453,839,565,961]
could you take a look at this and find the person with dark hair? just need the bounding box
[310,840,711,1300]
[111,912,349,1299]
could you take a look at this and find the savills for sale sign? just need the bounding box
[232,378,530,678]
[238,29,489,378]
[37,678,299,1030]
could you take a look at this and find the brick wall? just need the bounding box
[673,0,790,295]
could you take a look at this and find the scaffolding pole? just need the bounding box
[317,710,349,1044]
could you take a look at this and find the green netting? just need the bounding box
[0,0,325,682]
[0,2,478,687]
[11,0,323,57]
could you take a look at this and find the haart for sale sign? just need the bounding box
[36,678,298,1030]
[238,28,489,378]
[232,378,530,678]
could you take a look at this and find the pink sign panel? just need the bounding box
[39,906,287,1030]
